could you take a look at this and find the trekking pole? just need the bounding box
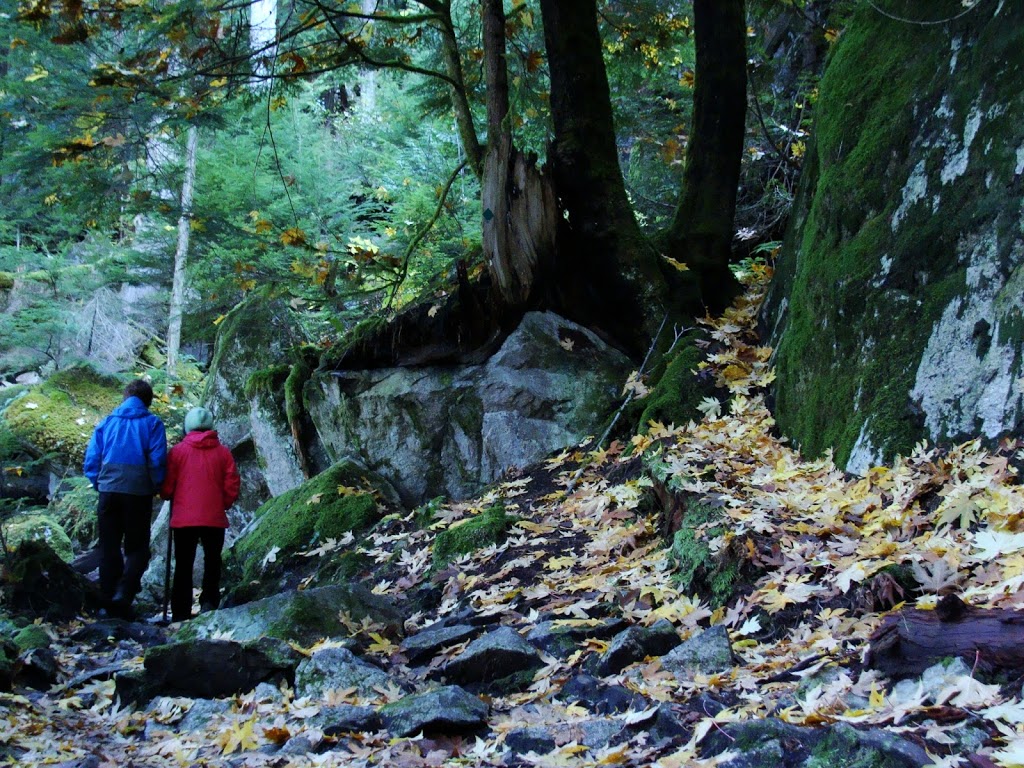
[162,500,173,623]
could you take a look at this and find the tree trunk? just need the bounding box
[436,1,483,178]
[481,0,556,307]
[665,0,747,312]
[166,124,198,377]
[359,0,378,112]
[539,0,668,354]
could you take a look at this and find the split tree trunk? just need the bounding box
[166,123,198,376]
[481,0,556,308]
[664,0,747,312]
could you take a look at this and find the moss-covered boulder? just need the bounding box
[2,510,74,563]
[763,1,1024,471]
[178,584,405,646]
[308,311,632,505]
[2,366,122,469]
[227,460,399,600]
[0,540,101,619]
[432,503,514,568]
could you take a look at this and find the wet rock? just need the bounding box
[380,685,488,738]
[18,646,60,691]
[1,540,101,620]
[320,705,383,736]
[505,727,556,755]
[71,619,168,649]
[295,647,393,699]
[436,626,541,691]
[660,625,734,680]
[591,619,680,676]
[526,618,627,658]
[400,623,480,666]
[558,674,648,715]
[117,637,300,704]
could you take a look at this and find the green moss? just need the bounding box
[244,365,291,399]
[266,591,337,640]
[769,1,1024,463]
[230,461,387,584]
[432,503,514,568]
[48,476,99,547]
[806,725,906,768]
[12,624,50,652]
[669,501,741,608]
[626,331,715,434]
[1,511,74,562]
[414,496,448,529]
[0,272,13,291]
[2,366,122,466]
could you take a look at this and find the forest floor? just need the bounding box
[2,267,1024,767]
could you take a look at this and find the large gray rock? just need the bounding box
[591,620,680,676]
[400,623,480,666]
[660,625,734,680]
[179,584,404,646]
[380,685,488,737]
[762,3,1024,471]
[308,312,631,504]
[294,647,393,699]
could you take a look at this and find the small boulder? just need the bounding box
[660,625,734,680]
[320,705,383,736]
[181,584,404,646]
[118,637,301,704]
[437,626,541,691]
[505,727,556,755]
[295,647,393,699]
[400,623,480,666]
[526,618,627,658]
[591,619,680,676]
[558,673,648,715]
[380,685,488,738]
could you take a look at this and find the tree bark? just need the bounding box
[481,0,556,307]
[359,0,378,112]
[539,0,668,354]
[166,123,198,376]
[665,0,747,312]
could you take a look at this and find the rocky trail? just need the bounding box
[2,267,1024,768]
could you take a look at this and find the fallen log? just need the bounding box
[865,594,1024,679]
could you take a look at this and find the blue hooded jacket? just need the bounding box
[83,396,167,495]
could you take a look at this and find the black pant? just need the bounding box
[171,526,225,622]
[97,492,154,605]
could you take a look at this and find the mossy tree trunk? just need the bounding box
[664,0,747,313]
[166,123,199,376]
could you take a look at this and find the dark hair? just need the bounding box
[123,379,154,408]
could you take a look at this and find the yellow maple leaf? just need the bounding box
[218,717,258,754]
[546,555,575,570]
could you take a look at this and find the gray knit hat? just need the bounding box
[184,407,215,433]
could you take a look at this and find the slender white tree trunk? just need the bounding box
[250,0,278,85]
[360,0,377,113]
[166,124,199,376]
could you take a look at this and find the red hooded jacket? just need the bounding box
[161,430,240,528]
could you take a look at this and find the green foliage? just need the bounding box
[432,503,514,568]
[625,331,718,434]
[1,510,74,563]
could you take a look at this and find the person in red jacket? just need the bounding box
[161,407,240,622]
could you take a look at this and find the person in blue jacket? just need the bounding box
[83,379,167,619]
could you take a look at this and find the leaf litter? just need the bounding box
[4,264,1024,767]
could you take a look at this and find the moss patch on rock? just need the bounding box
[48,476,99,548]
[229,461,389,586]
[668,501,743,608]
[432,504,514,568]
[2,366,123,467]
[2,510,74,563]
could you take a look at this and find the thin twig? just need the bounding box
[866,0,984,26]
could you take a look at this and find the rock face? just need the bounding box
[202,291,310,506]
[308,312,632,504]
[762,3,1024,472]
